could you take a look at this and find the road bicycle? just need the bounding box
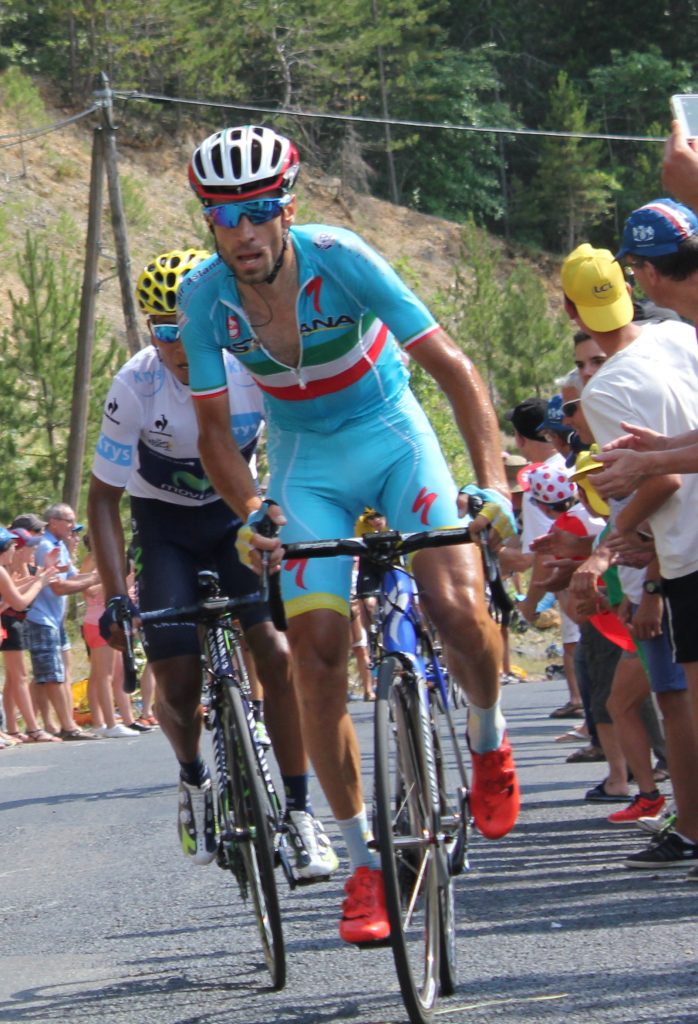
[121,571,292,990]
[280,525,477,1024]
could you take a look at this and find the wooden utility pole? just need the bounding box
[63,72,141,511]
[371,0,399,205]
[63,125,104,511]
[100,72,141,357]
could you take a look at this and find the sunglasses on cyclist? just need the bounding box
[561,399,581,417]
[149,323,181,344]
[205,195,292,229]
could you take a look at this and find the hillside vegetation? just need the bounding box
[0,83,571,512]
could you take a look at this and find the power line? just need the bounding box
[113,88,665,144]
[0,105,99,150]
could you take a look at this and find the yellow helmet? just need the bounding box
[135,249,211,315]
[355,507,386,536]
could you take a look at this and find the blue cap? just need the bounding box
[0,526,17,549]
[616,198,698,259]
[537,395,569,435]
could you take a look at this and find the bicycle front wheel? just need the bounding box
[223,684,286,989]
[375,656,441,1024]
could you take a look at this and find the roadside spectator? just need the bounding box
[561,242,698,869]
[79,533,134,738]
[507,397,583,719]
[24,503,102,741]
[1,527,61,743]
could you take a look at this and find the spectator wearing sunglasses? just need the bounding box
[561,241,698,870]
[88,248,338,881]
[23,504,101,740]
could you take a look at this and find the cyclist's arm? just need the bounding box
[409,329,507,493]
[194,392,263,522]
[86,474,129,600]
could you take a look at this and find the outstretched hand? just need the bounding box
[592,449,648,497]
[601,422,668,454]
[663,120,698,210]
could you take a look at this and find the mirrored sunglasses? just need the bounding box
[205,196,291,228]
[561,400,581,417]
[150,323,181,344]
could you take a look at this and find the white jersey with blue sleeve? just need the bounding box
[91,345,264,506]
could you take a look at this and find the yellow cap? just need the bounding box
[570,447,609,516]
[561,244,633,332]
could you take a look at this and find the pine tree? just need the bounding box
[0,232,123,519]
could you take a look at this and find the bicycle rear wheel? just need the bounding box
[222,684,286,989]
[374,656,441,1024]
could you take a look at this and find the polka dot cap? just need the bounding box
[527,465,576,504]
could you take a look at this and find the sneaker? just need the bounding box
[178,777,217,865]
[638,808,677,835]
[254,720,272,750]
[103,723,138,738]
[607,793,665,825]
[625,830,698,869]
[284,810,339,880]
[468,733,520,840]
[339,866,390,944]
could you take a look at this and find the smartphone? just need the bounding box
[670,94,698,139]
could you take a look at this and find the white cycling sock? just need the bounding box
[467,700,506,753]
[337,804,380,871]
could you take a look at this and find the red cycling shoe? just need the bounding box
[339,866,391,944]
[468,732,520,839]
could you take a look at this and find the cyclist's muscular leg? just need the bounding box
[152,654,203,763]
[413,544,501,705]
[414,543,520,840]
[243,621,307,776]
[286,609,364,821]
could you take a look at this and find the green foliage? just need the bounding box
[0,65,45,176]
[0,231,124,520]
[43,145,81,182]
[388,45,517,223]
[411,219,570,481]
[515,72,620,252]
[119,174,151,230]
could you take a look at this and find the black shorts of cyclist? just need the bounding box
[130,496,270,662]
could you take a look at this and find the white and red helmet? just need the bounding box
[188,125,300,203]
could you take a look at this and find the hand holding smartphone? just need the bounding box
[670,94,698,140]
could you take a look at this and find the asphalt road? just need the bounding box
[1,677,696,1024]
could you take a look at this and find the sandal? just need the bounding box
[26,729,63,743]
[7,731,29,743]
[584,779,630,803]
[549,701,584,719]
[0,730,21,746]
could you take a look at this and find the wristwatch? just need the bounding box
[643,579,663,595]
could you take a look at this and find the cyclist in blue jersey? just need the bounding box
[179,126,521,944]
[88,247,338,882]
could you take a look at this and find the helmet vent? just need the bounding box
[250,137,262,175]
[211,141,224,180]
